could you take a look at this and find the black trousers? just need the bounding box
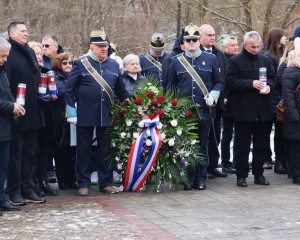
[7,129,39,196]
[54,146,76,186]
[235,121,272,178]
[208,108,221,170]
[288,140,300,177]
[76,126,112,189]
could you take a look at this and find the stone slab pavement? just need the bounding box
[1,169,300,240]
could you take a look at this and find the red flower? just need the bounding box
[156,109,164,116]
[186,110,193,117]
[152,99,159,107]
[158,95,166,102]
[134,110,140,115]
[172,99,178,106]
[118,109,126,116]
[148,113,155,119]
[113,117,118,123]
[146,92,155,99]
[135,98,142,105]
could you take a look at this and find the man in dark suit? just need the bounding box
[0,37,25,215]
[65,28,130,196]
[226,31,276,187]
[165,23,223,190]
[199,24,227,178]
[6,22,45,204]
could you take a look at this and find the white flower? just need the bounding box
[120,132,126,138]
[168,138,175,146]
[115,156,120,161]
[133,132,139,139]
[173,158,176,163]
[126,119,133,126]
[138,120,144,128]
[161,132,166,139]
[146,129,151,136]
[176,129,183,136]
[191,139,197,145]
[112,141,116,147]
[157,122,163,129]
[117,163,122,170]
[170,119,178,127]
[146,139,152,146]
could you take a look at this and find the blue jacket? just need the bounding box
[65,55,129,127]
[165,51,223,120]
[139,51,168,84]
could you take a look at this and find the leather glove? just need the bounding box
[204,94,214,107]
[37,93,51,103]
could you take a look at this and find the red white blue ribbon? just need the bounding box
[124,115,162,192]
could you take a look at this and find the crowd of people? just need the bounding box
[1,20,300,216]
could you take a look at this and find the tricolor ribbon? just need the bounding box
[124,115,163,192]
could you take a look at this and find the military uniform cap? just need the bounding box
[150,32,165,50]
[183,23,200,39]
[90,27,108,46]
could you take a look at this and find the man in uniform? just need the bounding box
[165,23,223,190]
[226,31,276,187]
[65,28,130,196]
[139,32,168,85]
[199,24,227,179]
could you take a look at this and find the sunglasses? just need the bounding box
[62,61,73,66]
[42,44,56,48]
[185,39,198,43]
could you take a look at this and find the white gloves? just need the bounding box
[67,117,77,125]
[204,94,214,107]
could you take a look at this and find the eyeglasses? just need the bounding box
[42,44,56,48]
[185,39,198,43]
[62,61,73,66]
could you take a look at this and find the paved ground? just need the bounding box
[1,169,300,240]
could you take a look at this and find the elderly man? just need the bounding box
[0,37,25,215]
[199,24,227,179]
[139,33,168,85]
[221,36,239,174]
[5,22,45,204]
[226,31,276,187]
[165,23,223,190]
[65,28,130,196]
[42,35,63,70]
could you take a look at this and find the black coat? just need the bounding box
[0,65,15,142]
[226,48,276,122]
[282,67,300,141]
[6,38,44,132]
[121,72,146,97]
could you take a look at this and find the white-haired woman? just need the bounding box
[122,54,146,97]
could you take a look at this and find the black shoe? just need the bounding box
[9,195,27,206]
[59,182,71,190]
[208,168,227,177]
[39,180,58,196]
[0,200,21,211]
[69,182,79,189]
[274,161,287,174]
[293,177,300,184]
[0,211,2,216]
[254,175,270,185]
[195,180,206,190]
[222,166,236,174]
[33,184,46,197]
[237,177,247,187]
[24,192,46,203]
[207,171,214,179]
[47,170,57,183]
[183,183,192,190]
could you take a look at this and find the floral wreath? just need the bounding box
[109,79,201,192]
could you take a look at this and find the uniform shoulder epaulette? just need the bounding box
[173,52,184,59]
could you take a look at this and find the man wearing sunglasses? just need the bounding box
[42,35,64,70]
[165,23,223,191]
[199,24,228,179]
